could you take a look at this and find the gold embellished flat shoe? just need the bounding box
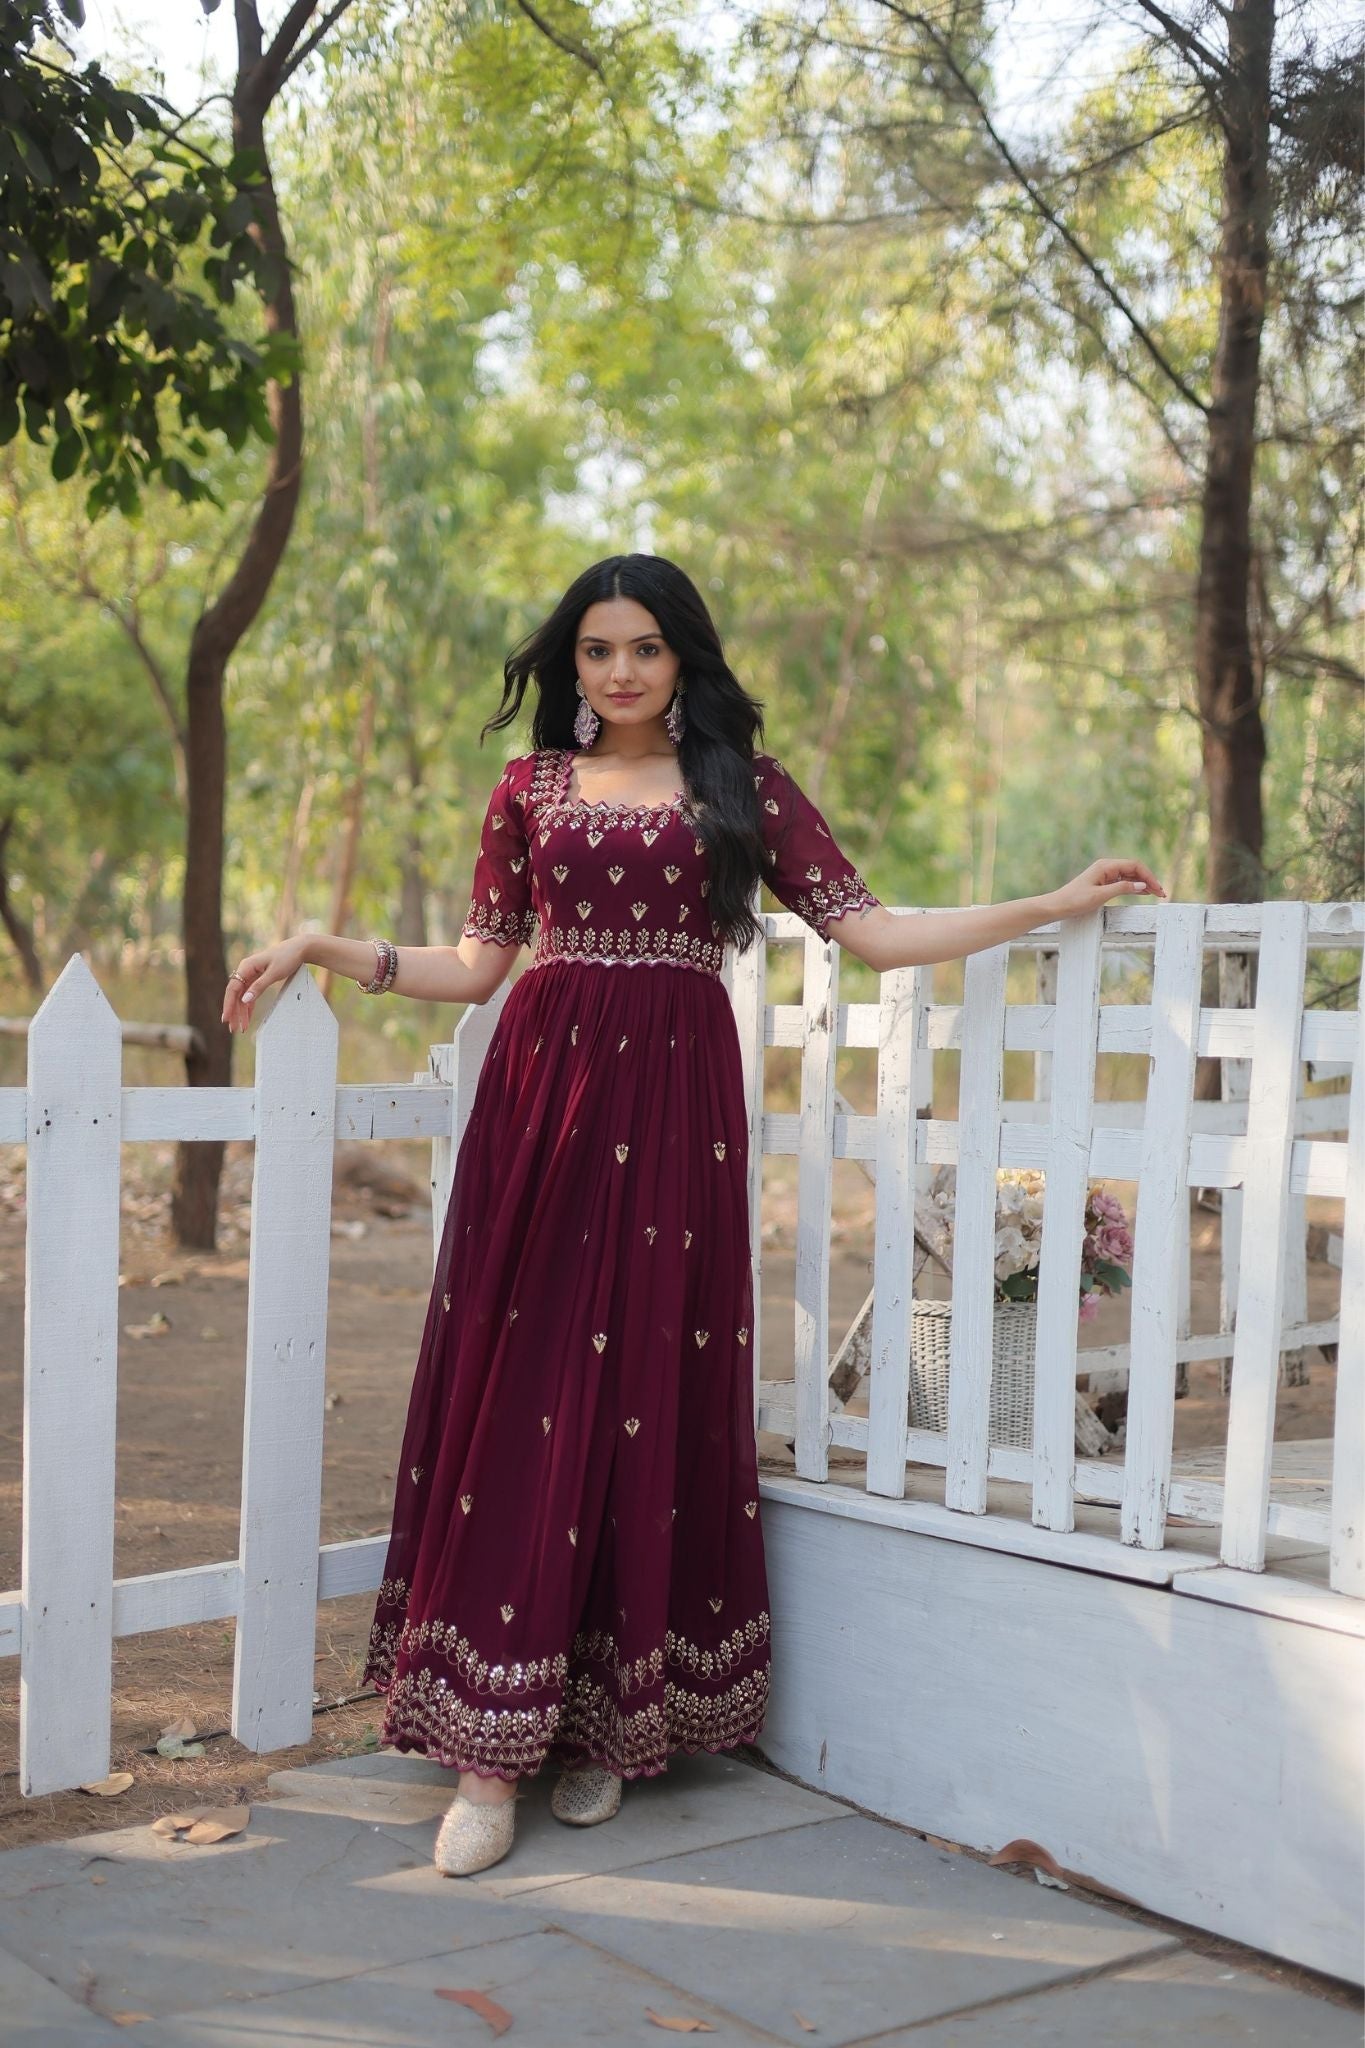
[551,1764,623,1827]
[434,1789,518,1875]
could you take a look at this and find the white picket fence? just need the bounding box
[1,897,1361,1800]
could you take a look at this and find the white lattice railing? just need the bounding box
[1,897,1360,1798]
[728,900,1362,1589]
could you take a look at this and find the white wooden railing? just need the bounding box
[1,898,1360,1798]
[732,901,1362,1586]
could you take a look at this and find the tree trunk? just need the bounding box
[0,817,44,995]
[171,10,313,1249]
[1194,0,1275,905]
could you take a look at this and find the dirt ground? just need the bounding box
[0,1135,1344,1887]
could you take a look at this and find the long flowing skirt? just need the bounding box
[362,956,771,1780]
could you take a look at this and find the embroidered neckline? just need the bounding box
[550,747,691,818]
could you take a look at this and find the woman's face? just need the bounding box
[575,596,682,732]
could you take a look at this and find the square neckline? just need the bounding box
[552,746,691,814]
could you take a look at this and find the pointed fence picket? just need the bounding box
[2,899,1361,1801]
[20,959,122,1797]
[231,972,338,1753]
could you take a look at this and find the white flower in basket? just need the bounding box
[911,1167,1134,1448]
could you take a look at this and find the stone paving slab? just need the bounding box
[270,1748,845,1898]
[878,1946,1364,2046]
[1,1942,132,2046]
[0,1799,539,2026]
[127,1927,775,2047]
[0,1753,1356,2046]
[512,1812,1183,2046]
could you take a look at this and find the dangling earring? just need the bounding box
[573,677,600,749]
[665,677,686,747]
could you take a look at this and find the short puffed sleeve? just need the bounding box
[754,753,883,940]
[460,755,538,948]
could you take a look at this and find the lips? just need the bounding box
[608,692,642,702]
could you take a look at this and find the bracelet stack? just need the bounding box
[357,937,399,994]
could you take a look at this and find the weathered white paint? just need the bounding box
[865,965,928,1497]
[792,930,839,1481]
[944,943,1009,1517]
[1121,905,1205,1548]
[1332,960,1365,1596]
[758,1491,1364,1984]
[1220,904,1311,1571]
[762,995,1356,1064]
[231,969,339,1753]
[21,957,122,1797]
[1031,913,1104,1532]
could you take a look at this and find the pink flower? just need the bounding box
[1094,1222,1134,1265]
[1078,1291,1102,1323]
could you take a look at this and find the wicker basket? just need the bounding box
[908,1299,1037,1449]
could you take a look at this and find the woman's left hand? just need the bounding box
[1046,858,1167,922]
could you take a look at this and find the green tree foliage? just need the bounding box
[0,0,292,514]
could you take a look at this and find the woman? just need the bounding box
[222,552,1164,1877]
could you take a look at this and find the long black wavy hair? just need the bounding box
[480,553,770,951]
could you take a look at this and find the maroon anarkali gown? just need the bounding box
[362,745,881,1779]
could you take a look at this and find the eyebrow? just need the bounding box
[575,632,663,644]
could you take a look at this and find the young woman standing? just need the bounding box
[222,553,1163,1875]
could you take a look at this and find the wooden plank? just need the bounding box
[0,1589,19,1659]
[944,944,1009,1516]
[425,1044,456,1271]
[759,1111,1349,1199]
[231,968,339,1754]
[745,1000,1348,1063]
[1217,949,1253,1392]
[120,1081,456,1144]
[793,930,839,1481]
[1121,905,1204,1548]
[866,966,928,1496]
[761,1473,1220,1584]
[1172,1567,1365,1640]
[112,1561,240,1636]
[725,892,768,1419]
[21,956,122,1797]
[1331,960,1365,1596]
[764,899,1363,947]
[1220,903,1311,1571]
[1032,914,1104,1532]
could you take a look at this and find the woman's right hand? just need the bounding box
[222,935,312,1033]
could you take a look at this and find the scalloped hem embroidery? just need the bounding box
[363,1641,770,1782]
[367,1660,769,1783]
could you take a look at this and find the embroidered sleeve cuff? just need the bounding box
[462,903,536,947]
[795,878,883,942]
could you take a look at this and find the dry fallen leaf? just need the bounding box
[434,1988,513,2035]
[988,1836,1140,1907]
[79,1772,134,1797]
[925,1833,963,1853]
[150,1806,249,1844]
[645,2014,716,2034]
[160,1715,198,1742]
[184,1808,251,1844]
[988,1837,1066,1882]
[793,2013,818,2033]
[151,1812,205,1837]
[110,2013,155,2027]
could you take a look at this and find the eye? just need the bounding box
[638,643,661,656]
